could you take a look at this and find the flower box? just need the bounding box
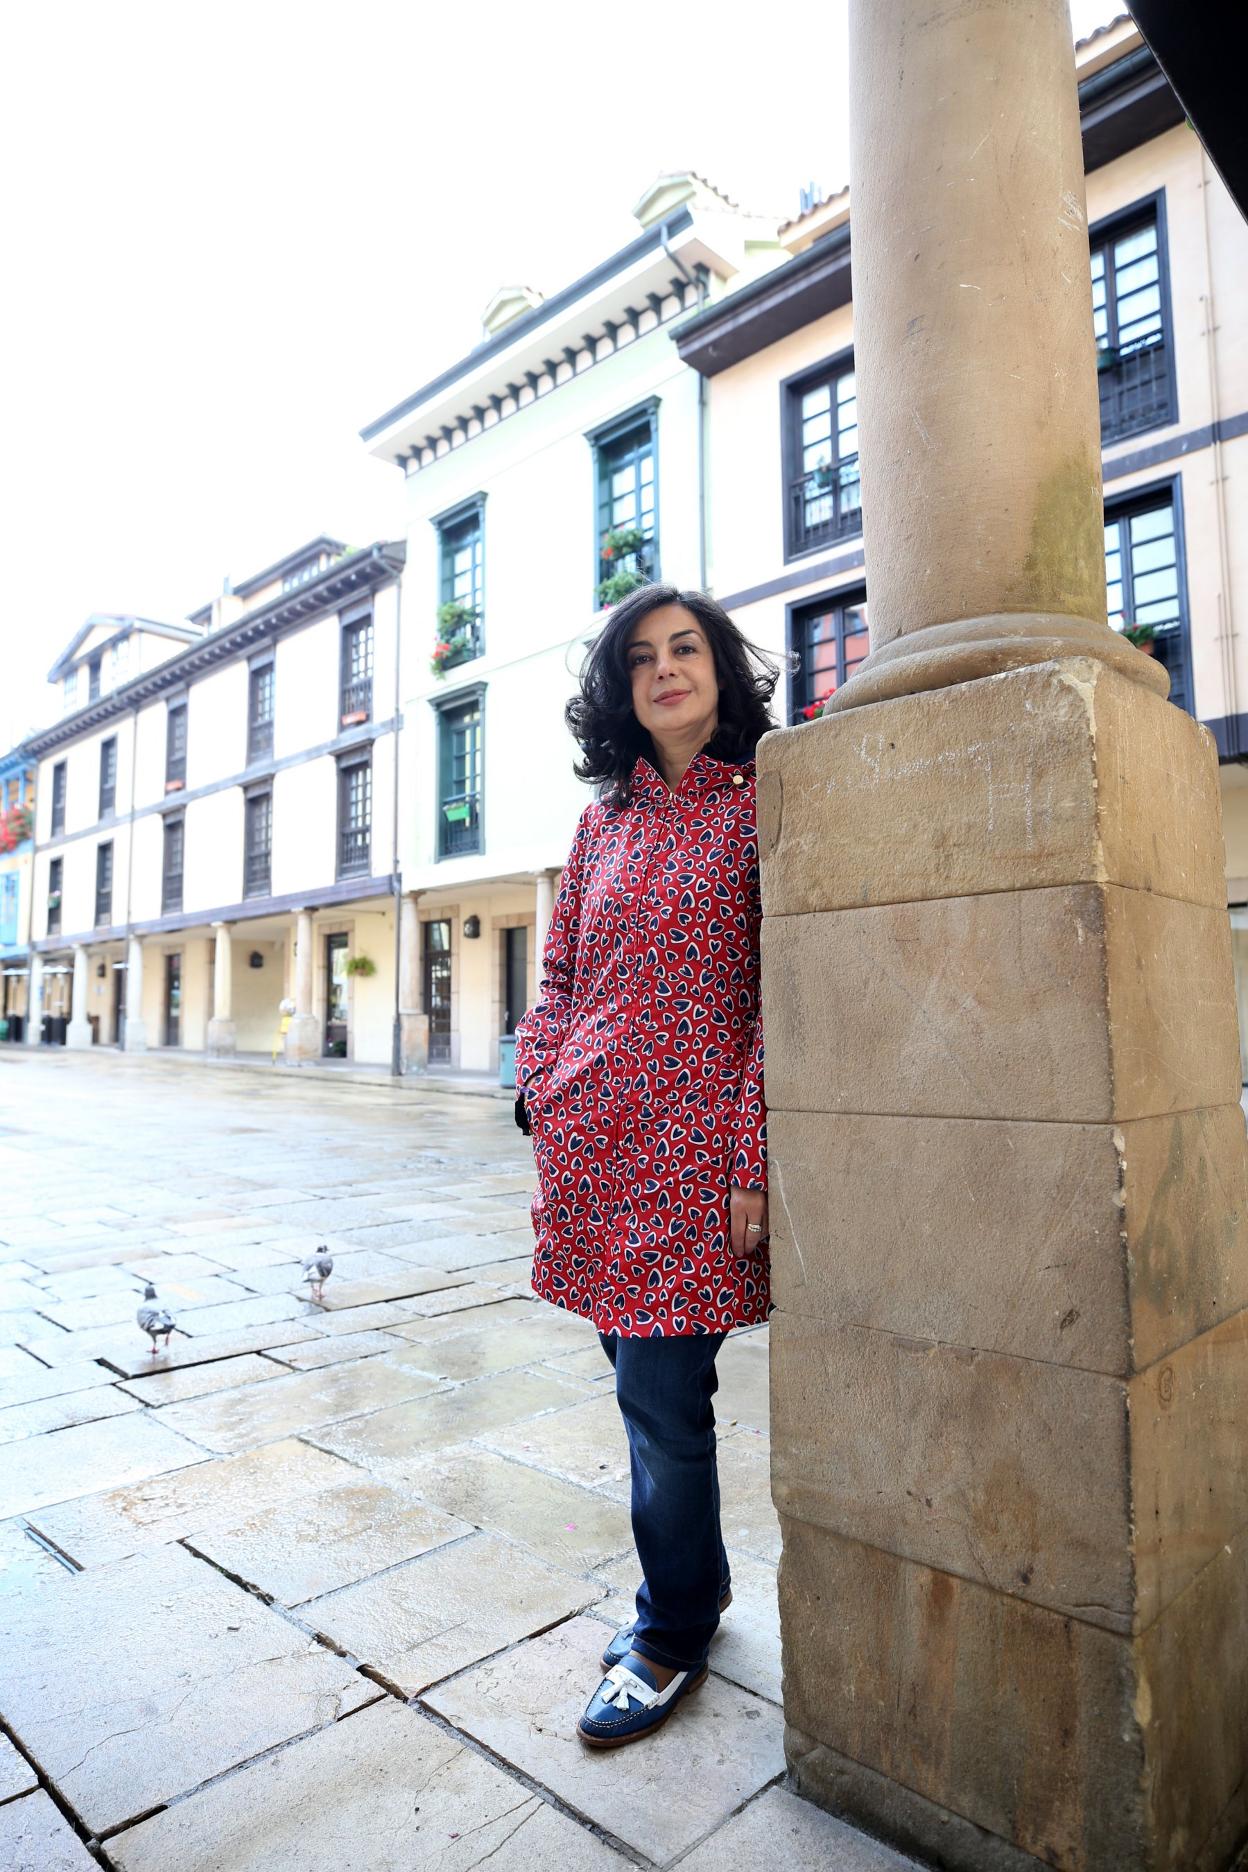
[341,709,369,727]
[443,800,473,824]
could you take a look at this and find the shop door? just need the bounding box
[424,919,452,1064]
[324,934,349,1057]
[501,927,527,1035]
[164,953,182,1047]
[112,962,126,1046]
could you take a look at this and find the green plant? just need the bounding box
[437,600,477,633]
[597,567,650,609]
[1120,623,1156,649]
[431,603,478,675]
[344,954,376,977]
[600,525,646,562]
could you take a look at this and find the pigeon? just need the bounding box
[136,1284,175,1357]
[301,1248,334,1303]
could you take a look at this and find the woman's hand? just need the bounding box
[729,1185,769,1258]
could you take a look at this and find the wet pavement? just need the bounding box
[0,1048,919,1871]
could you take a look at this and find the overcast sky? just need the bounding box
[0,0,1123,747]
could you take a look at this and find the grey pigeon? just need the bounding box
[136,1283,175,1356]
[301,1248,334,1303]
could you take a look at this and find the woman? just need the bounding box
[514,582,779,1750]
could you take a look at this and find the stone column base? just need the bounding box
[66,1019,93,1050]
[399,1011,429,1073]
[283,1015,321,1064]
[205,1018,236,1057]
[123,1018,148,1054]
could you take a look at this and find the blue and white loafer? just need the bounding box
[577,1653,709,1749]
[599,1584,732,1672]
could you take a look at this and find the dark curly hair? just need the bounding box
[566,584,784,806]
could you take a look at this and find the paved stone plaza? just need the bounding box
[0,1050,917,1872]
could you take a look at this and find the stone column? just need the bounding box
[397,891,428,1072]
[65,944,92,1049]
[285,909,319,1063]
[25,953,43,1046]
[124,937,147,1052]
[763,4,1248,1869]
[534,869,555,976]
[206,922,235,1056]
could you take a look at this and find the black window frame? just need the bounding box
[588,399,660,609]
[50,760,67,837]
[1104,475,1193,717]
[434,493,486,670]
[1091,190,1177,447]
[786,584,871,720]
[340,609,374,726]
[434,684,485,861]
[166,698,188,792]
[336,751,372,880]
[243,786,272,898]
[781,346,862,562]
[162,813,185,915]
[47,856,63,937]
[94,840,114,929]
[87,655,102,703]
[98,736,117,819]
[247,657,275,765]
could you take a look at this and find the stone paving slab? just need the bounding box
[0,1382,140,1446]
[677,1784,923,1871]
[78,1317,327,1377]
[151,1353,447,1455]
[0,1542,378,1836]
[396,1445,635,1574]
[0,1791,97,1871]
[309,1367,580,1470]
[315,1268,470,1310]
[258,1328,412,1369]
[396,1279,533,1318]
[27,1437,357,1567]
[300,1529,600,1693]
[0,1731,39,1803]
[383,1229,533,1271]
[0,1516,74,1592]
[117,1352,287,1406]
[392,1295,543,1342]
[107,1695,630,1871]
[715,1334,773,1432]
[185,1478,474,1604]
[424,1614,786,1867]
[396,1313,598,1383]
[481,1392,633,1492]
[0,1354,125,1411]
[0,1410,206,1520]
[35,1275,255,1333]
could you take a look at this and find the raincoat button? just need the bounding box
[731,772,745,786]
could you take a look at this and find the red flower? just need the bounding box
[602,545,614,560]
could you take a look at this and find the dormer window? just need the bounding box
[88,655,102,703]
[64,668,78,711]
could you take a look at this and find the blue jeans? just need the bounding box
[599,1330,730,1671]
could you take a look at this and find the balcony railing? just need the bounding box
[340,677,372,726]
[338,823,371,878]
[243,850,271,898]
[788,459,862,555]
[1098,336,1172,444]
[95,892,112,929]
[439,792,481,859]
[162,873,183,915]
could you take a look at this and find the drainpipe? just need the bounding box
[1198,147,1241,759]
[661,225,710,591]
[120,702,139,1041]
[389,567,404,1077]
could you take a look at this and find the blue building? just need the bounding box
[0,745,36,1042]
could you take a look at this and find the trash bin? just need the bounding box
[499,1035,517,1089]
[0,1019,7,1043]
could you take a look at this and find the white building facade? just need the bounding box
[363,173,782,1074]
[26,538,407,1066]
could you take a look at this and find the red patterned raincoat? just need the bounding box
[514,750,769,1336]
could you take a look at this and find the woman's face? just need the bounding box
[625,605,720,742]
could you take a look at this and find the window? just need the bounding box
[166,701,188,791]
[789,589,870,718]
[0,874,17,947]
[47,858,62,936]
[340,615,374,725]
[435,497,485,671]
[337,756,372,879]
[438,693,483,858]
[244,789,272,897]
[783,353,861,558]
[50,761,67,837]
[111,637,129,687]
[590,404,659,608]
[1104,490,1190,714]
[99,737,117,818]
[88,656,102,703]
[162,815,184,915]
[64,668,78,712]
[248,662,275,764]
[95,841,114,928]
[1092,203,1175,444]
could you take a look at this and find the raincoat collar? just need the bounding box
[630,749,754,806]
